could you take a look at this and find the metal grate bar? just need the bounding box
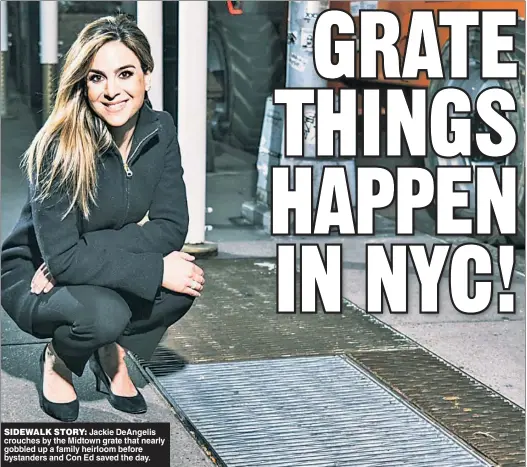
[145,355,490,467]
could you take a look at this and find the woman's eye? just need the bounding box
[89,75,103,83]
[120,70,133,79]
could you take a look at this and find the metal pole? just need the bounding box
[284,1,328,162]
[39,0,58,122]
[0,0,8,118]
[178,1,217,255]
[281,1,356,205]
[137,1,163,110]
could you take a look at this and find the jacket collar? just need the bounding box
[131,101,160,145]
[110,101,160,162]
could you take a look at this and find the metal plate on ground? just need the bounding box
[135,258,525,466]
[346,345,526,467]
[158,257,415,364]
[144,355,490,467]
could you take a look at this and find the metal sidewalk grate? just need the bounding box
[142,355,490,467]
[346,344,526,466]
[133,258,524,465]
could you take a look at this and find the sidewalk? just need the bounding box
[1,79,525,466]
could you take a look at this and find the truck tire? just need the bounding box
[423,24,525,247]
[208,3,286,155]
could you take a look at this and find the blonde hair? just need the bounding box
[22,14,154,219]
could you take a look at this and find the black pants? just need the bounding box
[29,284,194,377]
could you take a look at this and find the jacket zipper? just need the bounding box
[123,161,133,178]
[119,127,159,227]
[122,128,159,178]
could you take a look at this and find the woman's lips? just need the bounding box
[103,100,128,113]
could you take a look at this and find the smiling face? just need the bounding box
[86,40,151,128]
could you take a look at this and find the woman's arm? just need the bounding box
[31,182,164,302]
[80,129,189,255]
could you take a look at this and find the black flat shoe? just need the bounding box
[89,350,147,414]
[37,345,79,422]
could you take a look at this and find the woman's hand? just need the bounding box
[31,263,56,294]
[162,251,205,297]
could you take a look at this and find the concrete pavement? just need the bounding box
[206,151,526,407]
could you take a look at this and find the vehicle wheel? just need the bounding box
[423,24,525,247]
[208,3,286,156]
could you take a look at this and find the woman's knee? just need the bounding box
[68,286,132,346]
[159,292,195,326]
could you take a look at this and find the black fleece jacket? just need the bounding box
[1,103,189,303]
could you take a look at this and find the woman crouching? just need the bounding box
[1,14,204,422]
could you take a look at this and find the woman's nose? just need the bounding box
[104,78,120,98]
